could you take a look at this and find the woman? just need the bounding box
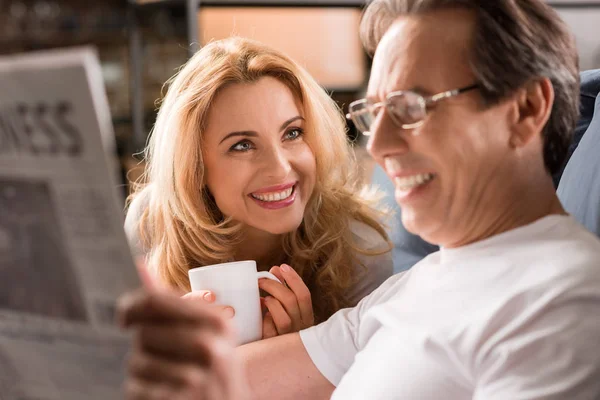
[125,37,392,339]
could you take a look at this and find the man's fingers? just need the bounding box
[124,376,210,400]
[124,321,241,400]
[128,349,208,388]
[279,264,314,326]
[125,377,172,400]
[134,322,231,362]
[118,289,225,328]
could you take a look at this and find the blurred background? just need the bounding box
[1,0,599,194]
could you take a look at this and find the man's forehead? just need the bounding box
[367,8,475,99]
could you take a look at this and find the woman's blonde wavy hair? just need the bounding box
[129,37,391,322]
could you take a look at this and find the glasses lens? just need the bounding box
[349,101,374,134]
[388,92,426,128]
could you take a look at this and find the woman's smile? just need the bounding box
[249,182,297,210]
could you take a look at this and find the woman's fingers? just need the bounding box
[269,266,285,285]
[262,296,292,335]
[182,292,235,319]
[279,264,314,326]
[183,290,215,303]
[209,306,235,319]
[261,312,278,339]
[258,278,302,330]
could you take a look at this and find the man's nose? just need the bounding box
[367,109,410,161]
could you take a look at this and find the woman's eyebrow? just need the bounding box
[219,130,258,145]
[279,116,305,131]
[219,116,304,145]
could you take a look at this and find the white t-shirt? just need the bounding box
[300,215,600,399]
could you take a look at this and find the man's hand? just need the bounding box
[118,288,248,400]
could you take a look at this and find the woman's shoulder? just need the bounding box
[125,186,152,224]
[348,218,390,252]
[124,185,153,256]
[346,219,394,305]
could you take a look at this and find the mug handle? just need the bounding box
[256,271,282,284]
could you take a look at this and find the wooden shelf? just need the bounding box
[132,0,600,9]
[132,0,366,8]
[546,2,600,8]
[0,31,127,51]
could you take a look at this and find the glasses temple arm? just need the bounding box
[426,84,480,105]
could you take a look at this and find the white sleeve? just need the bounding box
[299,273,405,386]
[474,297,600,400]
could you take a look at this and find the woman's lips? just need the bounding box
[251,181,296,195]
[249,184,297,210]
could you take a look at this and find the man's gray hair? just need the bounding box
[360,0,580,177]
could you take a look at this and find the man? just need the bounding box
[376,69,600,274]
[118,0,600,398]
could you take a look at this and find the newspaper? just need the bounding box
[0,47,140,399]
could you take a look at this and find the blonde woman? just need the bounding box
[125,37,392,338]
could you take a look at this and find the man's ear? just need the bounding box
[508,77,554,148]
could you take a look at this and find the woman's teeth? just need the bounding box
[251,186,294,202]
[394,173,434,190]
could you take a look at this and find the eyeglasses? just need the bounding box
[346,84,479,135]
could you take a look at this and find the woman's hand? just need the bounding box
[182,291,236,320]
[259,264,314,339]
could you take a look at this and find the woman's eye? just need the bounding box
[229,140,254,152]
[284,128,304,141]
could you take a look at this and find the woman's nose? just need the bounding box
[263,146,292,179]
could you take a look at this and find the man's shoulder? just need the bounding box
[516,217,600,290]
[550,217,600,270]
[358,261,430,307]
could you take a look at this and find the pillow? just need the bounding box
[554,69,600,186]
[557,70,600,236]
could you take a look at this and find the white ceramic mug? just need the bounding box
[188,260,280,345]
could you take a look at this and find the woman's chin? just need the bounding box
[251,217,303,236]
[266,222,302,235]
